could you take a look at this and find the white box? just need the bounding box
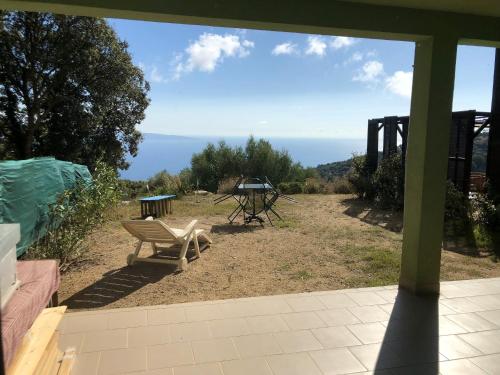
[0,224,21,309]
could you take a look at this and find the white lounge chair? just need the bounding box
[121,218,212,270]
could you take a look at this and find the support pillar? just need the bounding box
[399,36,458,295]
[487,49,500,195]
[366,119,379,175]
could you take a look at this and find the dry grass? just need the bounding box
[59,194,500,311]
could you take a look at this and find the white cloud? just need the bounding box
[150,66,165,83]
[258,120,268,125]
[272,42,298,56]
[330,36,356,50]
[385,70,413,98]
[305,36,327,56]
[353,60,384,82]
[343,51,364,65]
[173,33,254,79]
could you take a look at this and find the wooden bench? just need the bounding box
[6,306,75,375]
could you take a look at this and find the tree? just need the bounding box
[0,12,150,170]
[190,136,307,192]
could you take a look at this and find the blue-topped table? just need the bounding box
[139,195,176,218]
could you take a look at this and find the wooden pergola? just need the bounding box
[1,0,500,295]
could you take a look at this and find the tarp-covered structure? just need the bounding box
[0,157,91,256]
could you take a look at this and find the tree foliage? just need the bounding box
[191,136,314,192]
[0,11,150,169]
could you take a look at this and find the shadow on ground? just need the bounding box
[340,198,403,233]
[210,223,263,234]
[374,290,440,373]
[61,262,176,309]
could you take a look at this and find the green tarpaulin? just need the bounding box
[0,157,91,256]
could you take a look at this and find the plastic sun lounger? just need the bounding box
[121,218,212,270]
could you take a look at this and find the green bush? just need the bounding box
[331,177,354,194]
[372,153,405,210]
[471,192,498,228]
[303,178,325,194]
[29,161,120,270]
[147,170,191,196]
[347,155,374,200]
[278,181,304,194]
[444,181,469,226]
[191,136,311,192]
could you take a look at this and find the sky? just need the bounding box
[108,19,496,139]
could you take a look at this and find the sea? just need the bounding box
[120,133,366,181]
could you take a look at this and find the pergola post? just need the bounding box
[487,49,500,194]
[399,36,458,295]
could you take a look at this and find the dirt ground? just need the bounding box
[59,194,500,311]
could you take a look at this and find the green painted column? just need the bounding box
[399,36,458,295]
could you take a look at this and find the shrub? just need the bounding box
[372,153,405,210]
[303,178,325,194]
[347,154,374,200]
[278,181,304,194]
[147,170,191,196]
[330,177,354,194]
[29,161,120,270]
[217,176,241,194]
[119,179,147,200]
[471,192,498,228]
[444,181,469,226]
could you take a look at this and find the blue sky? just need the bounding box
[109,19,496,139]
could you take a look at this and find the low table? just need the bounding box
[139,195,176,218]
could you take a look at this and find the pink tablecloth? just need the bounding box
[1,260,60,367]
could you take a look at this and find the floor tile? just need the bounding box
[172,362,223,375]
[317,294,359,309]
[107,310,147,329]
[274,330,323,353]
[266,352,322,375]
[170,321,212,342]
[282,311,326,330]
[438,335,481,360]
[467,295,500,311]
[148,342,194,369]
[98,347,147,375]
[81,329,127,353]
[252,298,293,315]
[246,315,289,334]
[185,304,223,322]
[286,296,326,312]
[477,309,500,326]
[310,348,366,374]
[469,353,500,374]
[349,343,402,370]
[71,352,100,375]
[440,298,484,314]
[446,312,499,332]
[347,292,387,306]
[222,358,273,375]
[438,316,468,336]
[459,329,500,354]
[61,314,108,334]
[439,359,487,375]
[347,323,387,344]
[128,325,170,347]
[59,332,84,353]
[218,301,257,318]
[349,305,390,323]
[232,333,282,357]
[191,338,239,363]
[148,308,186,325]
[312,326,362,348]
[316,308,361,326]
[208,318,250,338]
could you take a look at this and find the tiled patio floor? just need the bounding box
[57,278,500,374]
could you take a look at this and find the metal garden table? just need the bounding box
[214,177,295,225]
[139,195,176,218]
